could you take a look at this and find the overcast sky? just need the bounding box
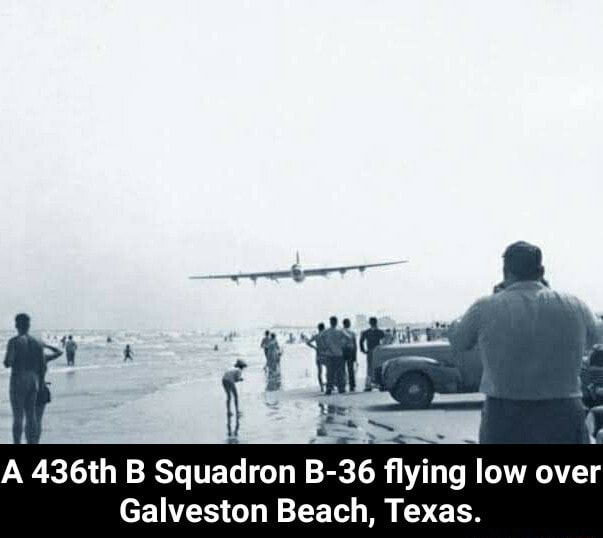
[1,1,602,330]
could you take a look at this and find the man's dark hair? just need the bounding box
[369,317,378,327]
[503,241,544,281]
[15,313,30,325]
[317,322,325,331]
[589,346,603,367]
[265,330,269,336]
[329,316,338,327]
[343,318,351,328]
[15,313,30,333]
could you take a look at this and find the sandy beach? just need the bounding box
[0,332,481,444]
[50,381,482,445]
[312,391,481,444]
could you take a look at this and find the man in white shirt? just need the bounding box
[306,323,327,392]
[449,241,601,444]
[321,316,352,395]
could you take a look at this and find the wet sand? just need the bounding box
[311,391,482,444]
[56,381,482,444]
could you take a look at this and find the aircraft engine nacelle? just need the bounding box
[291,264,305,283]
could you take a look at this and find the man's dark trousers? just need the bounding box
[326,355,346,393]
[342,348,356,391]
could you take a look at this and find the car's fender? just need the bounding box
[586,405,603,443]
[381,356,462,393]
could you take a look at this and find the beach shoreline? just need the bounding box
[1,335,482,445]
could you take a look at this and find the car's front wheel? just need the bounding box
[390,372,434,409]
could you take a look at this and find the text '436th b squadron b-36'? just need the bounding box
[189,253,408,285]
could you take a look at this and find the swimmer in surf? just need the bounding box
[65,335,77,366]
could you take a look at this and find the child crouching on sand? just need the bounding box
[222,359,247,417]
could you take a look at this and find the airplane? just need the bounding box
[189,252,408,285]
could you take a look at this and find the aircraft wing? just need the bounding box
[189,269,292,283]
[303,260,408,278]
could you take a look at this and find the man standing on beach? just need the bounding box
[360,317,385,391]
[65,335,77,366]
[342,318,357,391]
[306,322,327,392]
[449,241,601,444]
[4,314,45,444]
[260,330,270,359]
[320,316,350,395]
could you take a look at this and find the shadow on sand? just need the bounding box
[430,400,483,411]
[362,399,483,413]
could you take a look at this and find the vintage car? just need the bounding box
[373,341,599,409]
[372,341,482,408]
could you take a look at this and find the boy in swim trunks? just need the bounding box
[222,359,247,417]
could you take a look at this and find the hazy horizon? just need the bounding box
[2,1,602,331]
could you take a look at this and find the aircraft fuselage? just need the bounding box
[291,264,305,283]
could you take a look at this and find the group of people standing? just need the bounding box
[304,316,386,395]
[260,331,283,381]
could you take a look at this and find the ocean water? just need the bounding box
[0,331,363,444]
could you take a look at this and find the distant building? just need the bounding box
[355,314,368,329]
[378,316,396,329]
[355,314,397,329]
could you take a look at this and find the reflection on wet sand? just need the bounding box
[264,390,280,408]
[311,400,476,444]
[226,414,240,444]
[265,366,282,392]
[312,403,376,444]
[263,365,283,411]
